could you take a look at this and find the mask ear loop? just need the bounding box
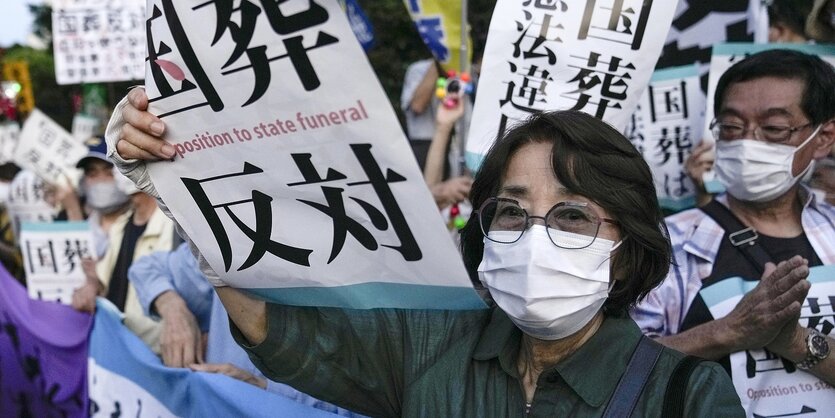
[792,124,823,182]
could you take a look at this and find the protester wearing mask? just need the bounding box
[105,91,744,416]
[631,50,835,415]
[76,137,131,259]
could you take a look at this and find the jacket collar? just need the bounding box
[472,308,643,407]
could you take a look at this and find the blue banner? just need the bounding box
[88,299,340,418]
[342,0,375,51]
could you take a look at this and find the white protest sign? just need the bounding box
[14,109,88,185]
[465,0,678,171]
[7,171,57,238]
[143,0,484,310]
[20,221,94,305]
[704,265,835,417]
[624,65,705,212]
[0,122,21,164]
[53,0,146,85]
[71,114,100,141]
[703,43,835,142]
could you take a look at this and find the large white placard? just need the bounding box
[53,0,146,85]
[465,0,678,171]
[143,0,482,309]
[20,221,94,305]
[624,65,705,212]
[14,109,88,185]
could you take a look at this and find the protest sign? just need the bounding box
[0,263,91,418]
[71,113,100,141]
[20,221,94,305]
[704,265,835,417]
[0,122,20,164]
[14,109,87,186]
[88,299,343,418]
[6,170,57,238]
[143,0,483,310]
[466,0,678,171]
[403,0,470,72]
[624,65,705,212]
[703,43,835,141]
[52,0,146,85]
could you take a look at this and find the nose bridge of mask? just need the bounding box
[528,226,613,282]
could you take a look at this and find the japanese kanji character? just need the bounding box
[182,162,313,271]
[578,0,653,50]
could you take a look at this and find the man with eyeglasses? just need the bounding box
[631,49,835,414]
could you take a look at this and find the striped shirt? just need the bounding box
[630,187,835,337]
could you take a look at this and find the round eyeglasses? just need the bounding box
[476,197,618,249]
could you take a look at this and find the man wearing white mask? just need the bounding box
[76,137,132,258]
[631,49,835,414]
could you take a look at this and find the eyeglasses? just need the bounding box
[476,197,618,249]
[710,119,813,143]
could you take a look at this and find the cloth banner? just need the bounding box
[623,64,705,212]
[0,262,92,418]
[465,0,678,172]
[52,0,146,85]
[88,299,341,418]
[14,109,87,186]
[403,0,471,72]
[341,0,376,51]
[703,43,835,142]
[142,0,484,310]
[19,221,95,305]
[704,265,835,417]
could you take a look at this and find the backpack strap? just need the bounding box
[662,356,706,418]
[700,200,773,276]
[602,336,663,418]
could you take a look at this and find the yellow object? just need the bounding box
[403,0,473,73]
[2,61,35,114]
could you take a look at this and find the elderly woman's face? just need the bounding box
[499,141,620,243]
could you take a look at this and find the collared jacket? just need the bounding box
[630,190,835,337]
[96,207,174,354]
[232,305,743,417]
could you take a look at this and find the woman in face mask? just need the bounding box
[457,110,743,416]
[107,87,745,416]
[205,111,743,417]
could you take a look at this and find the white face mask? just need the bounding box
[714,125,821,202]
[477,225,618,340]
[84,181,129,214]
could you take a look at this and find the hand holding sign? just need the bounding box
[118,88,175,161]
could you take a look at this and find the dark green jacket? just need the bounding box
[233,305,744,417]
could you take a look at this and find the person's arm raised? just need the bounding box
[107,89,267,344]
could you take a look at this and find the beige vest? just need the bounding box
[97,206,174,354]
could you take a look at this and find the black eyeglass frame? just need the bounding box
[709,118,815,144]
[475,197,619,249]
